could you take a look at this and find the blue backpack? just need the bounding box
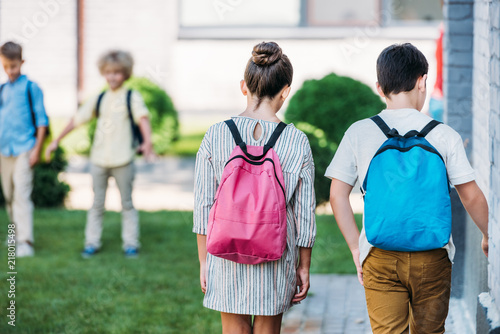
[362,115,452,252]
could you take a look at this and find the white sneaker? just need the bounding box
[16,243,34,257]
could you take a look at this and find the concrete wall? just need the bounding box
[80,0,177,102]
[0,0,439,121]
[446,0,500,331]
[486,0,500,331]
[170,38,437,117]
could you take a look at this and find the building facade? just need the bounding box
[445,0,500,332]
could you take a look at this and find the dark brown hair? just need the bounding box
[244,42,293,107]
[0,42,23,61]
[376,43,428,97]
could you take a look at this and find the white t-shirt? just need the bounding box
[325,108,475,264]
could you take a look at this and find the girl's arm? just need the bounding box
[197,234,208,294]
[329,178,362,284]
[293,247,312,303]
[44,119,76,162]
[138,116,154,161]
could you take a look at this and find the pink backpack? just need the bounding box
[206,119,287,265]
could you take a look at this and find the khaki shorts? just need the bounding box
[363,247,452,334]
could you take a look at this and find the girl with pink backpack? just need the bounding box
[193,41,316,333]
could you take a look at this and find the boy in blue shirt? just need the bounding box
[0,41,49,257]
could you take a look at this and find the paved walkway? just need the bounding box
[281,275,371,334]
[63,156,197,211]
[63,156,462,334]
[62,156,363,213]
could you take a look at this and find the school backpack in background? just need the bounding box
[362,115,452,252]
[95,89,144,149]
[206,119,287,265]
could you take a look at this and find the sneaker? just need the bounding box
[81,245,99,258]
[16,243,34,257]
[124,247,139,258]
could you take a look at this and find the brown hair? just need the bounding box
[97,50,134,80]
[244,42,293,108]
[0,42,23,61]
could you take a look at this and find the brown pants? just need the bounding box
[363,247,452,334]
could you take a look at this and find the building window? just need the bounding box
[307,0,380,26]
[382,0,443,24]
[178,0,442,39]
[180,0,301,27]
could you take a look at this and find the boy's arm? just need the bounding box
[28,82,49,167]
[29,126,47,167]
[44,94,98,162]
[44,119,75,162]
[138,116,154,161]
[197,234,208,294]
[455,180,489,257]
[130,91,154,161]
[329,178,363,285]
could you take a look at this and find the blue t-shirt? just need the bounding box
[0,75,48,157]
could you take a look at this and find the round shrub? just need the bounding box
[285,73,385,204]
[86,77,179,155]
[0,146,70,208]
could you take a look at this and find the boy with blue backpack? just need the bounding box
[326,43,488,333]
[0,41,49,257]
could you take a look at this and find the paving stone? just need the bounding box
[282,274,459,333]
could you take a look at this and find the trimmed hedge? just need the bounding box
[86,77,179,155]
[0,146,70,208]
[285,73,385,204]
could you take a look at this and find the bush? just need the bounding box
[0,146,70,208]
[87,77,179,155]
[285,73,385,204]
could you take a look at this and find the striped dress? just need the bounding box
[193,116,316,316]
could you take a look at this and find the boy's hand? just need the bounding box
[138,141,155,163]
[292,266,310,303]
[482,235,489,257]
[352,248,363,285]
[29,148,40,167]
[44,140,59,162]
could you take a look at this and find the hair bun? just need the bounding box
[252,42,283,66]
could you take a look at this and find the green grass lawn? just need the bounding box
[0,209,360,334]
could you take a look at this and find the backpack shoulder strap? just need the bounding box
[263,122,287,153]
[126,89,141,147]
[225,119,288,160]
[371,115,403,138]
[0,83,4,107]
[126,89,133,121]
[370,115,392,138]
[26,81,36,128]
[419,120,442,137]
[95,91,106,118]
[224,119,245,147]
[26,81,50,136]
